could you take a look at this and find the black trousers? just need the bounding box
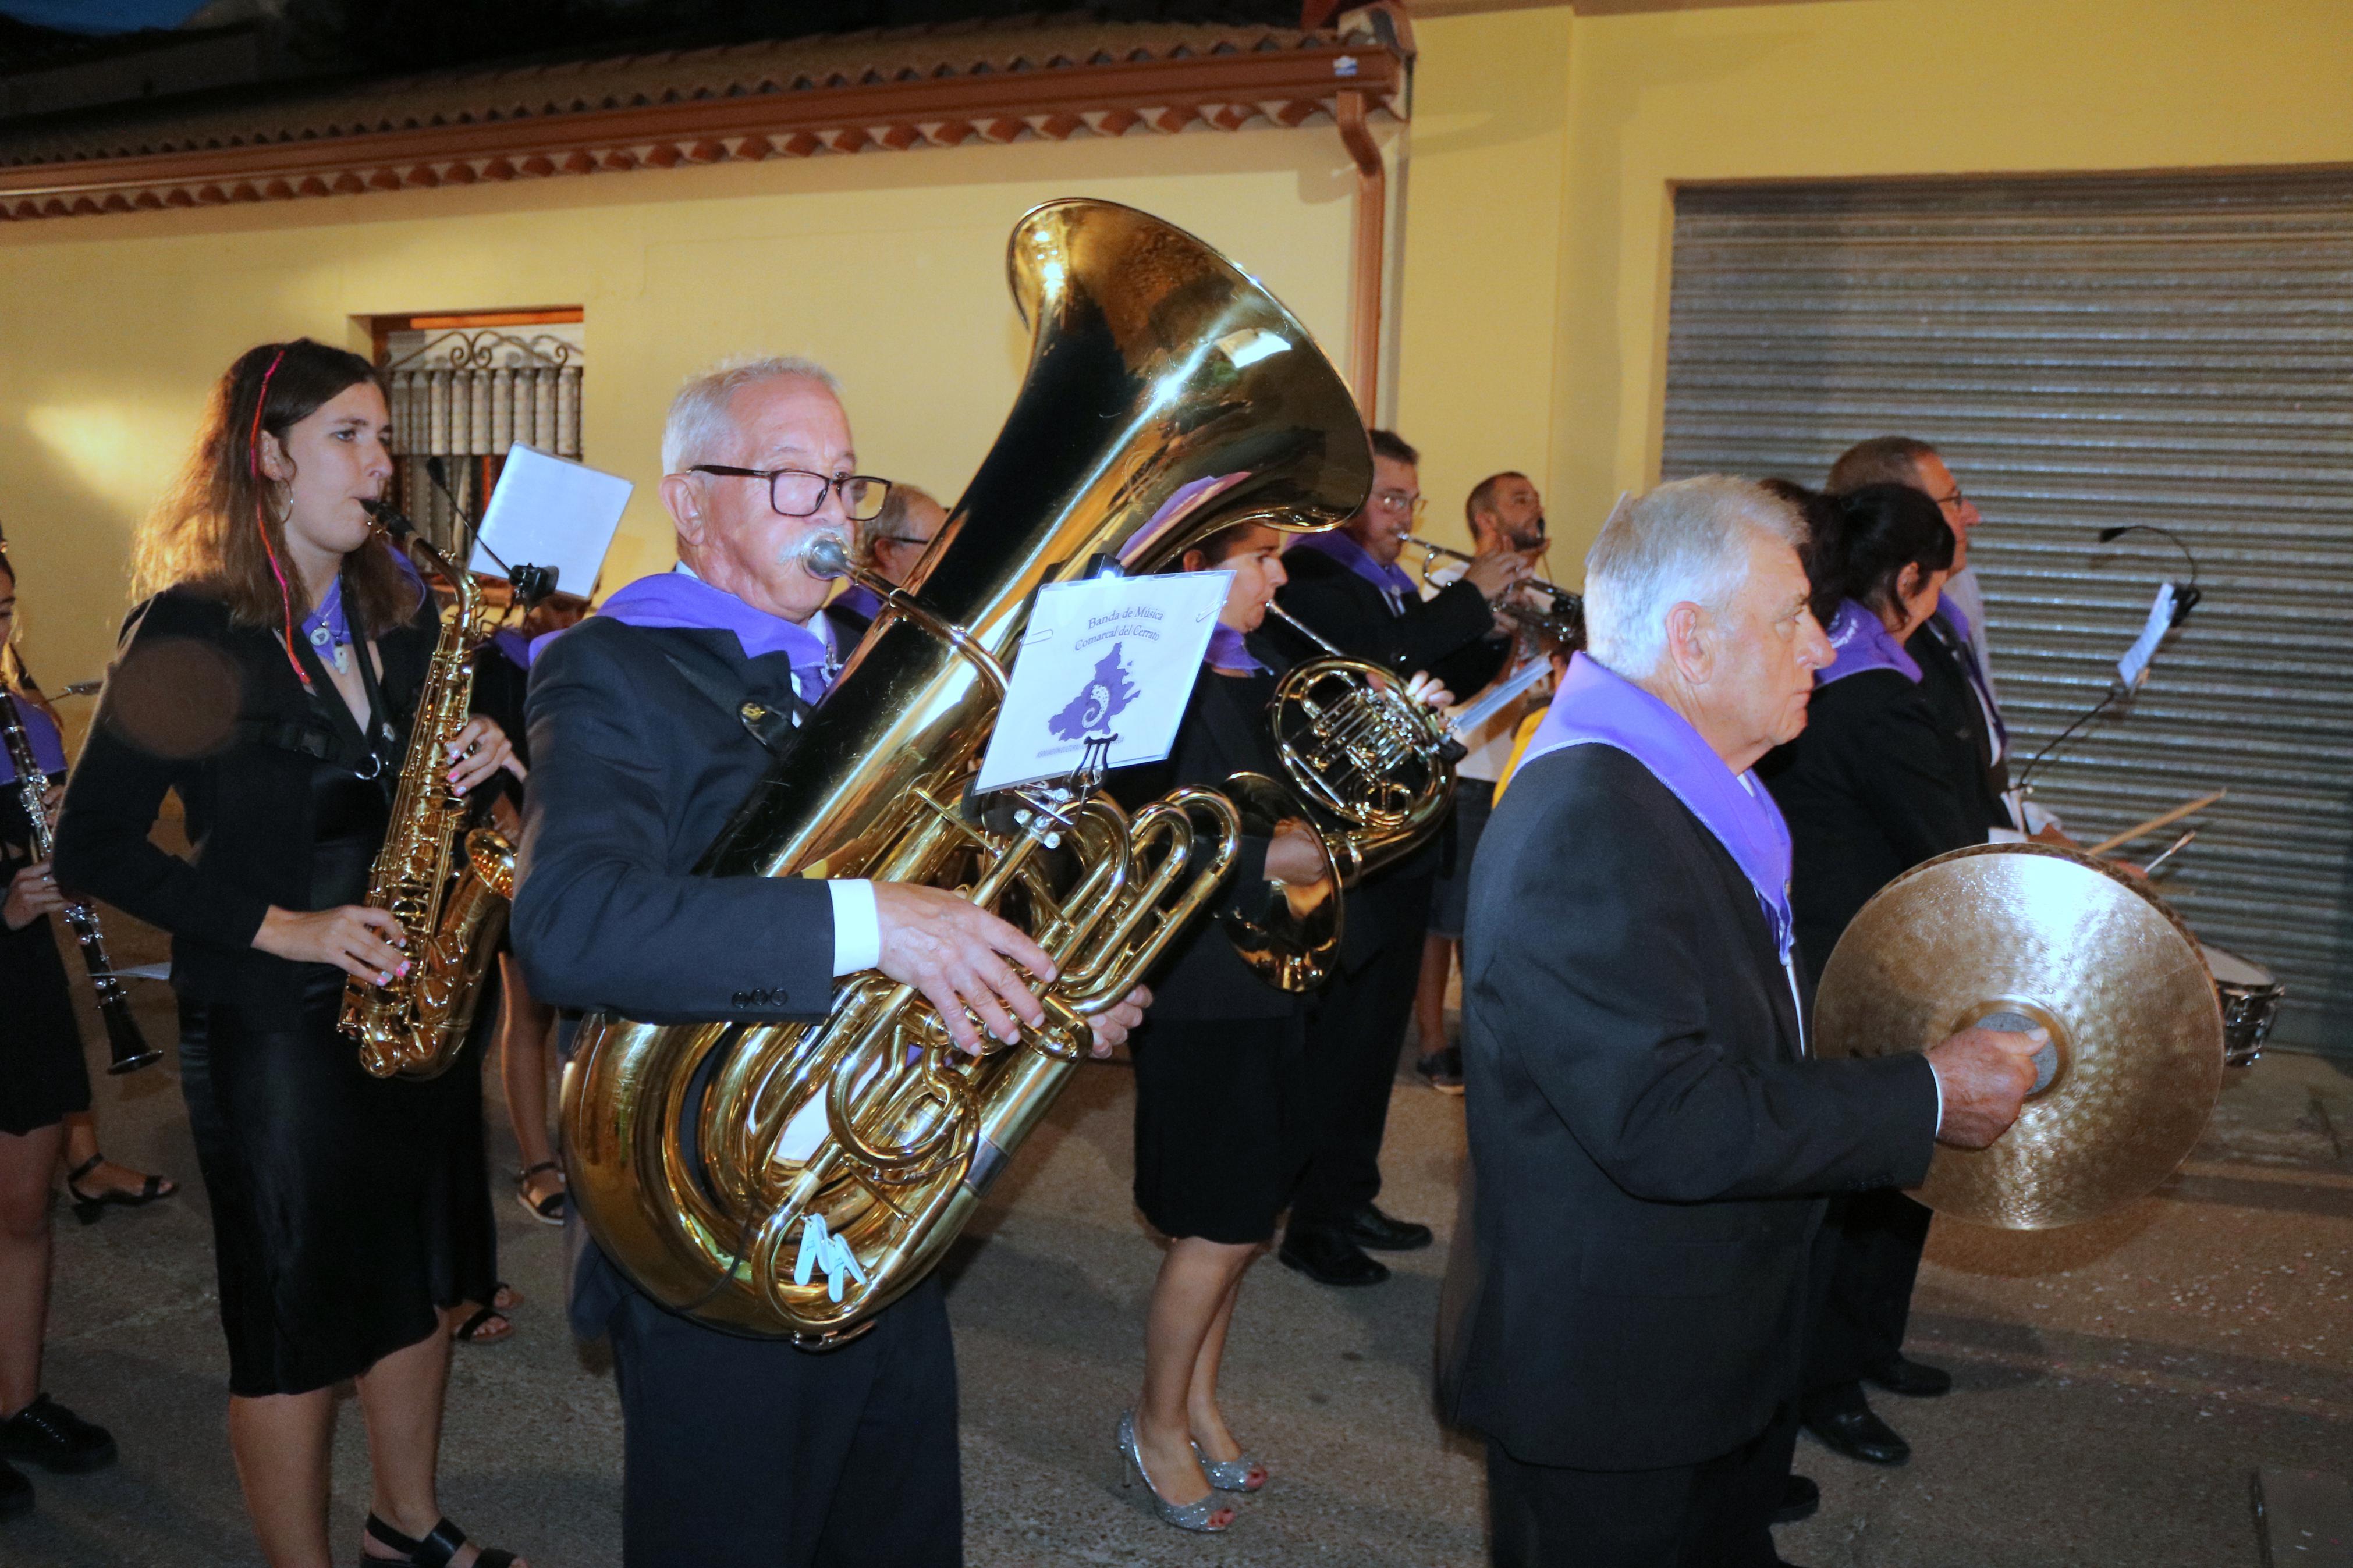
[608,1274,963,1568]
[1486,1408,1795,1568]
[1287,879,1433,1229]
[1802,1185,1933,1411]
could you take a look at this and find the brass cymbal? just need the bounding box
[1815,843,2224,1229]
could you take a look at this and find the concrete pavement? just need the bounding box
[8,912,2349,1567]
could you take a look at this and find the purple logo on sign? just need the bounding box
[1046,644,1140,741]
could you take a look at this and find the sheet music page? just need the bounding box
[467,443,633,598]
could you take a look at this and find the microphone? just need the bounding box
[421,456,555,605]
[2095,523,2202,626]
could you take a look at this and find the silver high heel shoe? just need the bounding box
[1191,1439,1268,1493]
[1117,1412,1233,1533]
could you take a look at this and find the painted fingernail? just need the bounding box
[379,971,394,985]
[397,960,411,977]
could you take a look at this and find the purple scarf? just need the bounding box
[1286,528,1417,605]
[1,694,66,785]
[1515,653,1794,949]
[1204,623,1266,674]
[535,571,837,702]
[1816,599,1921,687]
[831,582,885,624]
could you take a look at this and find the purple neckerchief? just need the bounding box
[831,582,884,623]
[1934,591,2008,752]
[1,693,67,785]
[1205,623,1266,674]
[1817,599,1921,687]
[301,573,351,656]
[1286,528,1417,607]
[1515,653,1795,952]
[540,570,837,703]
[489,628,531,670]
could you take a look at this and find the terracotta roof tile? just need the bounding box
[2,15,1367,169]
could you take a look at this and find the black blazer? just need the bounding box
[510,613,856,1025]
[1907,615,2013,836]
[1441,744,1937,1471]
[1758,670,1981,988]
[54,584,437,1013]
[1110,664,1300,1022]
[1270,546,1509,698]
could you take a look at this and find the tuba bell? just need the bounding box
[560,200,1373,1343]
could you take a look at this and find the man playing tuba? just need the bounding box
[511,356,1148,1568]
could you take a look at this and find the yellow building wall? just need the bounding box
[0,125,1384,685]
[1397,0,2353,582]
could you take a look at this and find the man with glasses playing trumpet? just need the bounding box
[512,355,1148,1568]
[1264,429,1529,1288]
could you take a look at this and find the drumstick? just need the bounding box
[2139,830,2196,877]
[2088,790,2226,857]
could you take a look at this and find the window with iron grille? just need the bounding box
[368,308,585,557]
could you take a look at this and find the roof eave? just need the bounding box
[0,46,1407,221]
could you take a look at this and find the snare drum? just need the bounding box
[2200,943,2281,1067]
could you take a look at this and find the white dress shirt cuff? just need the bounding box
[828,879,882,976]
[1925,1055,1944,1138]
[1986,826,2031,845]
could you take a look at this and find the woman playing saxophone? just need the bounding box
[53,339,528,1568]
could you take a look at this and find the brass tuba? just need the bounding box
[560,200,1373,1343]
[340,510,516,1079]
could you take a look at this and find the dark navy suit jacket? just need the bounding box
[1440,744,1939,1471]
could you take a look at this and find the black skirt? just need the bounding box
[0,911,91,1136]
[176,767,495,1396]
[1130,1014,1309,1245]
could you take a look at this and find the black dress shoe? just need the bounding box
[1803,1405,1910,1467]
[1770,1473,1820,1524]
[1863,1355,1953,1399]
[0,1457,30,1520]
[1338,1203,1432,1252]
[0,1395,116,1474]
[1278,1228,1390,1287]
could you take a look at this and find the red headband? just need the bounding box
[247,347,310,687]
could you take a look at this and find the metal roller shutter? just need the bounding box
[1660,170,2353,1054]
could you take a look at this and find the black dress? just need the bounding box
[1,701,88,1137]
[55,578,495,1396]
[1111,662,1311,1245]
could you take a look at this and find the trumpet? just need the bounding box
[1400,534,1585,649]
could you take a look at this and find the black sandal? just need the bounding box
[512,1161,566,1226]
[449,1304,511,1345]
[362,1511,520,1567]
[65,1154,178,1226]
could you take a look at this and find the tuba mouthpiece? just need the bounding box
[798,530,854,581]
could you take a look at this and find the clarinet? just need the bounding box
[2,690,161,1074]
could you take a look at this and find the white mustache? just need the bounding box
[780,527,853,575]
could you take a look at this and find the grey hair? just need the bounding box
[661,355,842,475]
[854,482,942,569]
[1582,475,1808,678]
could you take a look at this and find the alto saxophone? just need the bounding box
[339,511,515,1079]
[2,688,161,1073]
[561,199,1374,1344]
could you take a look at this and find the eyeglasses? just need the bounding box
[1371,489,1426,517]
[1932,488,1969,511]
[690,465,892,522]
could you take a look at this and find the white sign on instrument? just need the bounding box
[974,571,1230,794]
[467,443,633,598]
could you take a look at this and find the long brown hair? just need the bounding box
[135,339,418,645]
